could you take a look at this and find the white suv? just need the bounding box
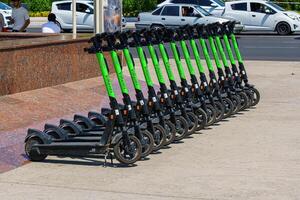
[223,0,300,35]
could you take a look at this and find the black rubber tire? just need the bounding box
[223,97,234,118]
[186,112,199,135]
[276,22,291,35]
[174,116,189,141]
[113,135,142,165]
[152,124,167,151]
[194,108,208,131]
[163,120,176,146]
[249,87,260,107]
[140,130,154,158]
[150,24,164,30]
[230,94,242,115]
[25,138,47,161]
[244,90,254,109]
[238,92,249,110]
[205,104,217,126]
[214,101,225,123]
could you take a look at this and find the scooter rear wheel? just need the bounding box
[152,124,167,151]
[140,130,154,158]
[223,98,234,118]
[194,108,208,131]
[113,135,142,165]
[25,138,47,161]
[206,104,217,126]
[186,112,199,135]
[174,116,189,141]
[163,120,176,146]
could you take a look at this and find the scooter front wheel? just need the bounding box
[152,124,167,151]
[174,116,189,141]
[140,130,154,158]
[223,98,234,118]
[206,104,217,126]
[113,135,142,165]
[214,101,225,123]
[230,95,242,115]
[163,120,176,146]
[186,112,199,135]
[238,92,249,111]
[25,138,47,161]
[249,87,260,107]
[194,108,208,131]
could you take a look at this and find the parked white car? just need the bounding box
[136,4,243,32]
[158,0,226,16]
[52,0,126,32]
[223,0,300,35]
[0,2,12,29]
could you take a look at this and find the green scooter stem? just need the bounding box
[170,42,187,80]
[215,36,230,68]
[123,48,142,91]
[230,34,243,64]
[136,46,154,87]
[190,39,205,73]
[223,34,236,66]
[111,51,129,95]
[179,40,196,76]
[148,45,166,84]
[208,36,223,70]
[96,52,116,98]
[158,44,176,81]
[199,38,215,72]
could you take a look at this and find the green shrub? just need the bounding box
[123,0,158,16]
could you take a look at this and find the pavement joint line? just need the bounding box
[0,180,221,200]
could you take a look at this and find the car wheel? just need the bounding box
[150,24,164,30]
[276,22,291,35]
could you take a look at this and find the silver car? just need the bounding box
[136,4,230,30]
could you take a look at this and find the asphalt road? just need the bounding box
[27,28,300,61]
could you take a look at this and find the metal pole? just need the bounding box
[94,0,103,34]
[72,0,77,39]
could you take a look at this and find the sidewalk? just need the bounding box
[0,60,300,199]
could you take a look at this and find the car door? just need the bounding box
[225,2,251,26]
[55,2,72,28]
[180,5,200,25]
[76,3,94,29]
[160,5,180,28]
[248,2,276,30]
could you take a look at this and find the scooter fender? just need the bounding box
[111,132,123,145]
[191,102,201,109]
[185,107,193,112]
[44,124,69,140]
[220,93,228,98]
[25,129,52,144]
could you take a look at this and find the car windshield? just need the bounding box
[194,5,211,16]
[0,2,11,10]
[213,0,225,7]
[266,2,285,11]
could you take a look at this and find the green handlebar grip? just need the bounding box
[158,44,176,81]
[96,52,116,98]
[148,45,166,84]
[137,46,154,87]
[111,51,129,94]
[123,48,142,90]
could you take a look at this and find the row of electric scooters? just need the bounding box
[24,21,260,166]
